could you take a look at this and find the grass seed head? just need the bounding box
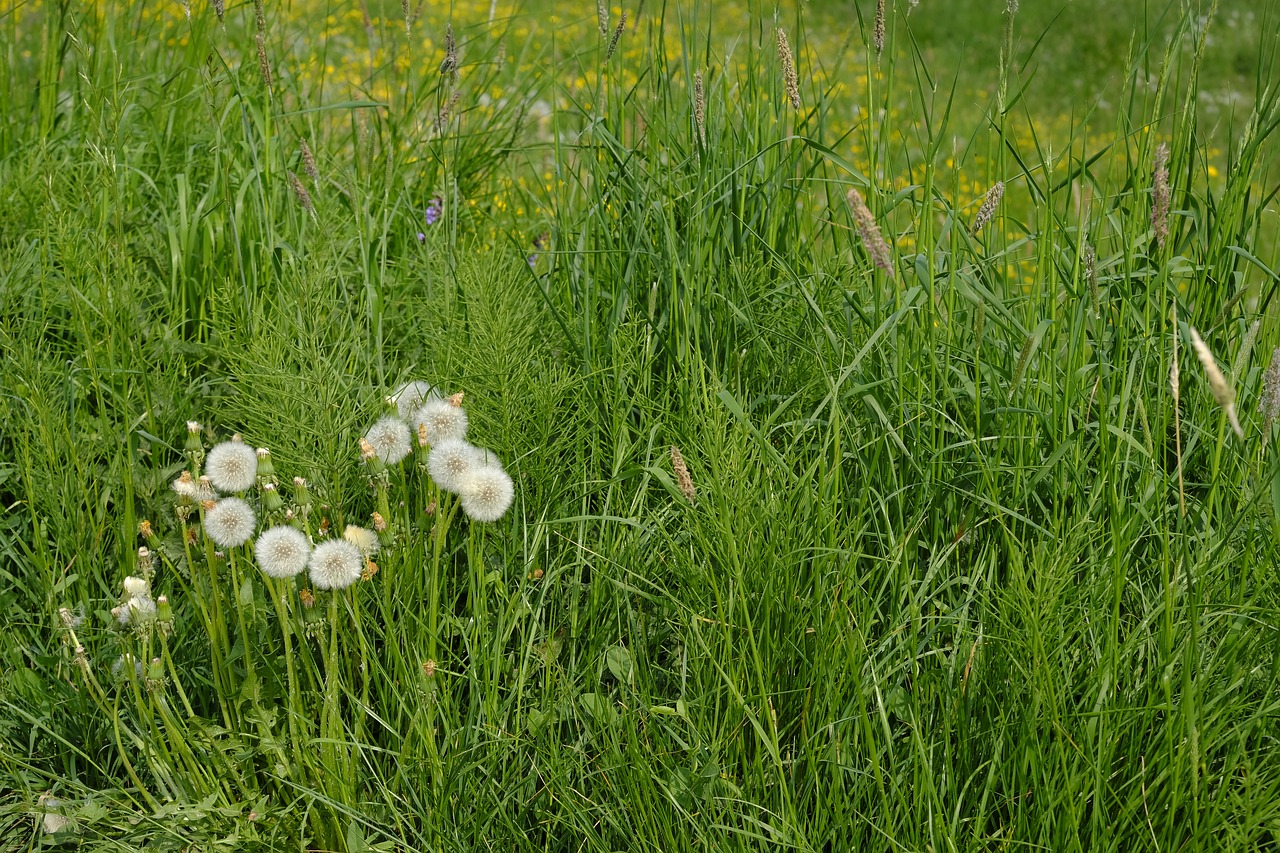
[1188,326,1243,439]
[289,171,314,214]
[1258,347,1280,430]
[606,11,627,61]
[1152,142,1170,249]
[846,188,894,277]
[670,445,696,503]
[694,70,706,148]
[971,181,1004,234]
[300,139,319,184]
[597,0,609,36]
[255,32,272,88]
[777,28,801,109]
[874,0,886,58]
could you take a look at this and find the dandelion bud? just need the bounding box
[425,498,437,516]
[362,559,379,581]
[371,511,387,532]
[156,595,173,636]
[145,657,166,692]
[138,546,155,577]
[417,422,429,448]
[184,422,204,460]
[423,659,437,677]
[255,447,275,479]
[448,391,465,408]
[359,437,377,462]
[292,476,312,508]
[299,588,316,608]
[262,482,285,513]
[138,519,154,540]
[73,644,88,670]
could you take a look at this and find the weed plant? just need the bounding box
[2,0,1280,850]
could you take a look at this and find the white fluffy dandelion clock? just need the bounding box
[428,439,479,493]
[460,465,515,523]
[308,539,365,590]
[254,526,312,579]
[415,397,468,444]
[205,439,259,492]
[364,416,413,465]
[392,380,439,421]
[204,497,257,548]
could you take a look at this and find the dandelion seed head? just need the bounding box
[343,524,380,556]
[392,381,440,421]
[206,441,258,492]
[308,539,364,590]
[122,576,149,598]
[255,526,311,579]
[460,465,515,522]
[416,398,468,444]
[428,439,479,493]
[204,497,257,548]
[365,416,413,465]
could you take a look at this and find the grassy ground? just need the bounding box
[3,0,1280,849]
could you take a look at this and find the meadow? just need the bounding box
[2,0,1280,849]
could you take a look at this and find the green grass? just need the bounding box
[3,0,1280,849]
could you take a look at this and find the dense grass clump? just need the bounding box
[2,0,1280,849]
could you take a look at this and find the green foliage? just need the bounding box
[3,0,1280,850]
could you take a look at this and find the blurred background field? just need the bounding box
[2,0,1280,849]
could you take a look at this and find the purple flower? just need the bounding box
[528,255,538,266]
[424,196,443,226]
[417,232,426,243]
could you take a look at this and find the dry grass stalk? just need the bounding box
[1188,325,1243,439]
[874,0,886,58]
[846,188,894,277]
[777,28,801,109]
[606,11,627,61]
[694,70,706,148]
[300,139,319,184]
[971,180,1004,234]
[670,446,696,504]
[1152,142,1170,249]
